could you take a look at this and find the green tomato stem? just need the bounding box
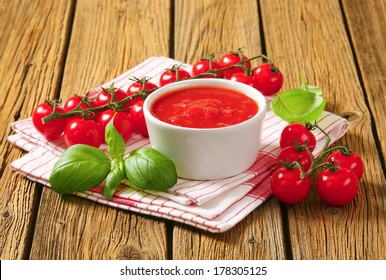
[42,92,144,123]
[298,123,351,178]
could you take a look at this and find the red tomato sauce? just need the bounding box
[151,86,259,128]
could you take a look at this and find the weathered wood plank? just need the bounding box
[342,0,386,168]
[261,0,385,259]
[172,0,287,260]
[31,194,167,259]
[173,199,286,259]
[29,0,171,259]
[59,0,171,95]
[0,0,74,259]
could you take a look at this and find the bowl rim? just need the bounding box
[143,79,267,132]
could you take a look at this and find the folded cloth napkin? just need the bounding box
[8,57,349,232]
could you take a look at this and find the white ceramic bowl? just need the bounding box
[143,79,267,180]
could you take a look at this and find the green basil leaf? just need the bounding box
[105,117,126,159]
[103,158,125,199]
[271,72,327,123]
[123,147,177,191]
[271,89,327,123]
[49,144,111,194]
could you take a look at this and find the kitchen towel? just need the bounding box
[8,57,349,232]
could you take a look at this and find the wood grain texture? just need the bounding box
[60,0,170,95]
[0,150,41,260]
[342,0,386,167]
[172,0,286,260]
[173,199,286,259]
[261,0,385,259]
[30,193,167,259]
[0,0,74,259]
[174,0,261,64]
[29,0,171,260]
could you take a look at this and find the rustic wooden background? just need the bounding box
[0,0,385,260]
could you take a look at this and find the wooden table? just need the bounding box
[1,0,385,260]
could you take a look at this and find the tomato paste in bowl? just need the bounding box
[151,86,259,129]
[143,79,267,180]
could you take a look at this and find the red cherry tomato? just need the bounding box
[63,95,88,112]
[63,95,92,120]
[32,103,67,140]
[159,67,191,87]
[219,51,251,79]
[128,100,148,137]
[97,109,134,141]
[280,123,316,152]
[91,87,127,108]
[252,63,283,96]
[316,168,359,206]
[126,80,158,108]
[326,151,364,180]
[276,146,312,172]
[271,167,311,204]
[192,59,223,78]
[127,80,157,96]
[230,72,258,88]
[64,119,104,148]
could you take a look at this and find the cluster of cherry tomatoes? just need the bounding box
[190,51,283,96]
[158,50,283,95]
[32,49,284,148]
[271,123,364,206]
[32,82,154,148]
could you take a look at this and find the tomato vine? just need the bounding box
[272,122,364,206]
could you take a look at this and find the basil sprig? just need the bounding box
[49,118,177,199]
[271,72,327,123]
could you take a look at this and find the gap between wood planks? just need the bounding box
[54,0,77,102]
[166,0,176,260]
[20,0,78,260]
[338,0,386,177]
[257,0,294,260]
[22,184,43,259]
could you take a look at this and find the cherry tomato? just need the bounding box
[252,63,283,96]
[63,95,88,112]
[219,51,251,79]
[128,100,148,137]
[32,103,67,140]
[280,123,316,152]
[91,87,127,108]
[126,80,158,108]
[326,151,364,180]
[316,168,359,206]
[276,146,312,172]
[192,59,223,78]
[63,95,93,121]
[159,67,191,87]
[97,109,134,141]
[230,72,258,88]
[64,119,104,148]
[271,167,311,204]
